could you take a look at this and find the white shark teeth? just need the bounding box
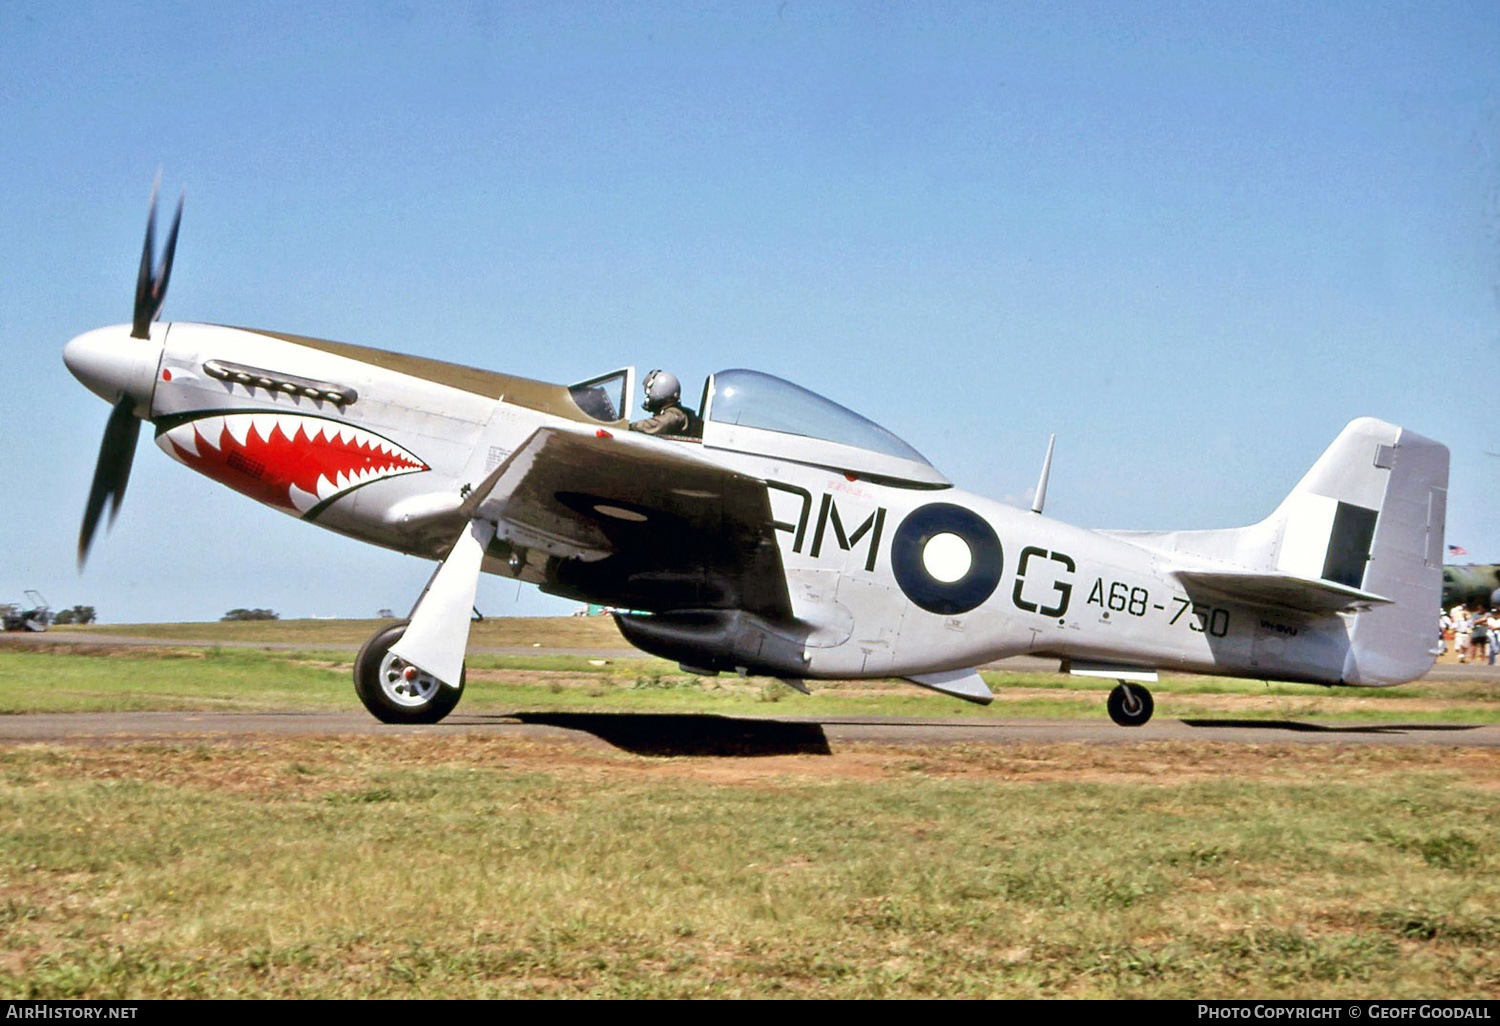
[223,416,252,447]
[250,413,282,443]
[161,422,199,458]
[308,461,413,505]
[289,484,319,514]
[194,416,225,451]
[162,411,426,514]
[194,413,421,467]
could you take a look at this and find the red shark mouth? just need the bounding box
[157,412,429,516]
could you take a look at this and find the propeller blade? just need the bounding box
[78,398,141,568]
[151,191,184,323]
[83,176,180,565]
[131,178,160,339]
[130,177,183,338]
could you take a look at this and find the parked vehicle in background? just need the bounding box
[2,591,51,632]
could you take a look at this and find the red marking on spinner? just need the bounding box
[162,415,428,515]
[161,368,172,381]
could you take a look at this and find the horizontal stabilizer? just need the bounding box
[905,668,993,705]
[1107,418,1446,685]
[1175,570,1390,614]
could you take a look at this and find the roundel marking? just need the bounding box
[922,532,973,583]
[891,503,1003,615]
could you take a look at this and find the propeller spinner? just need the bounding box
[66,180,182,567]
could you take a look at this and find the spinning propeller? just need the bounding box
[74,179,183,567]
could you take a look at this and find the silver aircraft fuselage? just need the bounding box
[64,320,1446,695]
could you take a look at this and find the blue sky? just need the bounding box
[1,2,1496,622]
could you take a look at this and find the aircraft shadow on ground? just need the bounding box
[503,712,833,757]
[1180,718,1480,735]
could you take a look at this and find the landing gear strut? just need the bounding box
[354,620,466,724]
[1107,681,1154,727]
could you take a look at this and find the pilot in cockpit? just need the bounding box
[628,369,701,438]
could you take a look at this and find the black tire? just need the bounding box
[1106,682,1154,727]
[353,620,465,724]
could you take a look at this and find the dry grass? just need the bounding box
[5,641,1500,723]
[2,735,1497,998]
[49,616,629,649]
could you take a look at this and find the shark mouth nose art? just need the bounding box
[157,412,429,516]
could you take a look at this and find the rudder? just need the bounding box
[1271,418,1447,683]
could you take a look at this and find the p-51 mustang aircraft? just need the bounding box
[65,188,1450,725]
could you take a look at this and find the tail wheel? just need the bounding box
[1107,682,1154,727]
[353,620,465,724]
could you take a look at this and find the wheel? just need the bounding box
[1106,682,1154,727]
[353,620,465,724]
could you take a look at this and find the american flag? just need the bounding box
[1448,544,1469,555]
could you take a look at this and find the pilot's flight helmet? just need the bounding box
[643,369,681,413]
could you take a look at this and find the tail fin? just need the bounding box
[1290,418,1448,683]
[1110,418,1448,684]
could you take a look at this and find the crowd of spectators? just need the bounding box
[1440,604,1500,664]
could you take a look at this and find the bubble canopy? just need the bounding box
[702,369,949,486]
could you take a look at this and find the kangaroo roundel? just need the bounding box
[892,503,1003,615]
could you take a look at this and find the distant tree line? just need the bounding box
[221,608,279,621]
[50,605,97,625]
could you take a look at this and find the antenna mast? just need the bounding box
[1031,434,1056,514]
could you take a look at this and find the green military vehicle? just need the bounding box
[1443,565,1500,609]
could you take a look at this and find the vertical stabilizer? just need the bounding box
[1273,418,1396,586]
[1341,425,1447,684]
[1107,418,1448,686]
[1269,418,1446,683]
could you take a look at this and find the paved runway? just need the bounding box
[1,709,1495,753]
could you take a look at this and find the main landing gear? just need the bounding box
[1107,681,1154,727]
[354,620,466,724]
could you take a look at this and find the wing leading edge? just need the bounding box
[472,426,792,618]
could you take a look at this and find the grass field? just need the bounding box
[2,620,1498,998]
[5,631,1500,723]
[1,737,1497,998]
[48,616,631,649]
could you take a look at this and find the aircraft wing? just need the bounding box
[1174,570,1391,614]
[467,426,791,617]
